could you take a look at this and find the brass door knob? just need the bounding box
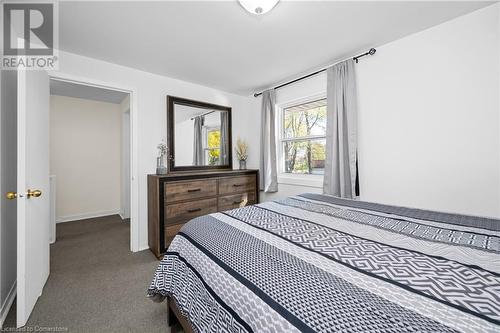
[6,192,17,200]
[27,189,42,198]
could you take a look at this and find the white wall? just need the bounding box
[0,70,17,326]
[50,51,259,251]
[260,3,500,218]
[357,3,499,218]
[50,95,123,222]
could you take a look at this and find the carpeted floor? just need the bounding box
[3,215,170,332]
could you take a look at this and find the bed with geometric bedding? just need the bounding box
[147,193,500,333]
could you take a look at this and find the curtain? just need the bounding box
[323,59,358,198]
[259,89,278,192]
[192,116,205,166]
[219,111,229,165]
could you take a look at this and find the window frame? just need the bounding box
[276,92,326,188]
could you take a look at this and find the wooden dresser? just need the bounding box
[147,169,259,258]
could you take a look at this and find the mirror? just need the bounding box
[167,96,232,172]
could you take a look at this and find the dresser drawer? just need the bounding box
[166,198,217,224]
[165,179,217,203]
[164,223,184,247]
[218,191,256,211]
[219,175,256,195]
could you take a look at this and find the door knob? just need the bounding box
[6,192,17,200]
[27,189,42,198]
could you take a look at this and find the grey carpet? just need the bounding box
[4,215,170,332]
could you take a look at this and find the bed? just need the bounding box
[148,193,500,333]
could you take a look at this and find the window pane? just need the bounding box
[283,139,325,175]
[207,129,221,148]
[206,129,221,165]
[283,99,326,139]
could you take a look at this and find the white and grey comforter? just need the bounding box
[148,194,500,333]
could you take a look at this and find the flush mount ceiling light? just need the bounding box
[239,0,279,15]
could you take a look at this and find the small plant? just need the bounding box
[208,154,219,166]
[157,143,168,157]
[235,137,248,161]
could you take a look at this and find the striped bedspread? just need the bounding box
[148,194,500,333]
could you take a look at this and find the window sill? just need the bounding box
[278,174,323,188]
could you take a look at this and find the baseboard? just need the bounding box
[0,281,16,328]
[137,245,150,252]
[56,209,120,223]
[119,213,130,220]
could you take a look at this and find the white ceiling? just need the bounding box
[50,79,129,104]
[59,1,493,96]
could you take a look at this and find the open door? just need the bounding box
[15,69,50,327]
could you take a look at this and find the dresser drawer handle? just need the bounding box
[233,200,244,205]
[187,208,202,213]
[232,184,244,187]
[187,188,201,192]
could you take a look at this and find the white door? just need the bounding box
[16,69,50,327]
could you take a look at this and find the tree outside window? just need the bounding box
[206,129,221,165]
[281,99,326,175]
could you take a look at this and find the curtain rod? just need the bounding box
[253,48,376,98]
[190,110,216,120]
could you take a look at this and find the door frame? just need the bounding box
[48,73,140,252]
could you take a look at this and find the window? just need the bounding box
[204,128,221,166]
[279,98,326,175]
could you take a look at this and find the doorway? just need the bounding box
[48,78,132,241]
[48,75,138,253]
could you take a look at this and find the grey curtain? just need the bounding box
[260,89,278,192]
[192,116,205,166]
[323,59,358,198]
[219,111,229,165]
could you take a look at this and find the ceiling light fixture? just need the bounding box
[239,0,279,15]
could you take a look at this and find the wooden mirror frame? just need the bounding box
[167,95,233,173]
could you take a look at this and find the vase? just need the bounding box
[239,160,247,170]
[156,156,168,175]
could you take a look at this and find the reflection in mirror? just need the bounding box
[174,104,230,167]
